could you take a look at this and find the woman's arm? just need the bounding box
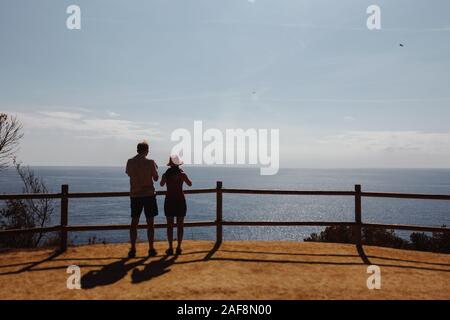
[160,174,166,187]
[182,173,192,187]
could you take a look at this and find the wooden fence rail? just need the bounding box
[1,182,449,252]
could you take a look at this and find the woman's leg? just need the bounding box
[166,217,174,249]
[176,216,184,250]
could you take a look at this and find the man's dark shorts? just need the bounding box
[130,196,158,219]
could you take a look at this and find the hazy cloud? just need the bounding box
[107,111,120,118]
[318,131,450,154]
[38,111,83,120]
[13,110,160,141]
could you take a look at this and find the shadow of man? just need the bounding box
[131,255,178,284]
[81,257,147,289]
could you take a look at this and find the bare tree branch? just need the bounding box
[14,160,54,247]
[0,113,24,170]
[0,161,55,248]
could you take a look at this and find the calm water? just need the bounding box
[1,167,450,244]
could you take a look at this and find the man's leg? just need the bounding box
[130,198,142,255]
[166,217,174,250]
[129,217,139,253]
[144,196,158,256]
[145,217,155,251]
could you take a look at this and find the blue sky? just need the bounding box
[1,0,450,168]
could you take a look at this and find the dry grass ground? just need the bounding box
[0,240,449,300]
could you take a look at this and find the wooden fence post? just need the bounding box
[60,184,69,252]
[216,181,223,244]
[354,184,362,246]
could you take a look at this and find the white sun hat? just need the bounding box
[168,154,184,166]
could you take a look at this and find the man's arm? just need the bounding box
[152,161,159,181]
[125,160,130,177]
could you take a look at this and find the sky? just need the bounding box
[1,0,450,168]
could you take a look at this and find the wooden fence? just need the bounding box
[1,181,449,252]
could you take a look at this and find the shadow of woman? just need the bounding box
[81,257,147,289]
[131,255,178,284]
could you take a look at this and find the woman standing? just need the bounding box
[160,155,192,255]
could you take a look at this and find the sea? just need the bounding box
[1,167,449,245]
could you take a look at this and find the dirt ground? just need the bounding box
[0,240,449,300]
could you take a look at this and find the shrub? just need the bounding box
[305,225,449,253]
[0,162,56,248]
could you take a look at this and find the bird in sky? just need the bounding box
[399,43,404,47]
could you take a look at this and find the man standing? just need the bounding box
[126,141,159,258]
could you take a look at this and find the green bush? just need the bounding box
[304,225,449,254]
[410,228,450,254]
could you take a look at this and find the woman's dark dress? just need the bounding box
[163,167,187,217]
